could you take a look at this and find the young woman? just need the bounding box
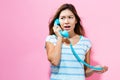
[45,3,108,80]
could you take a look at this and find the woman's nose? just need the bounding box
[64,18,69,23]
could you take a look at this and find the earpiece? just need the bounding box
[54,19,60,26]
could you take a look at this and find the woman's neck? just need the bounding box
[69,32,77,38]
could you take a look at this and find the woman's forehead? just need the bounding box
[59,9,74,17]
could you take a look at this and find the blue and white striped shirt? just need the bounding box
[46,35,92,80]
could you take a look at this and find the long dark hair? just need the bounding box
[48,3,85,36]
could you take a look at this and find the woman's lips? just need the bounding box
[64,26,70,30]
[64,26,70,28]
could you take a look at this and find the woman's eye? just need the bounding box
[69,16,73,19]
[61,17,65,19]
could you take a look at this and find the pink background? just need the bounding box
[0,0,120,80]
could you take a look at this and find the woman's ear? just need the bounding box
[75,19,77,24]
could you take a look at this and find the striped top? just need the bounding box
[45,35,92,80]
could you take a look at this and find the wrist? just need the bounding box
[85,69,95,77]
[86,69,95,74]
[57,37,63,40]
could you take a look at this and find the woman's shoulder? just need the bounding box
[45,34,57,42]
[46,34,56,38]
[80,35,91,41]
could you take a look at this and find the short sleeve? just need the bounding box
[45,35,57,45]
[81,36,92,52]
[86,39,92,52]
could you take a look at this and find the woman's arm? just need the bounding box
[45,37,62,66]
[84,49,95,77]
[85,49,108,77]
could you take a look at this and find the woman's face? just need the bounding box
[59,9,77,33]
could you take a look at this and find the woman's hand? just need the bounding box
[53,25,63,38]
[94,65,108,74]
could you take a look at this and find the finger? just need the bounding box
[100,66,108,73]
[54,23,59,28]
[53,27,56,32]
[103,66,108,72]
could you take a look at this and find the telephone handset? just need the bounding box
[54,19,103,71]
[54,19,69,38]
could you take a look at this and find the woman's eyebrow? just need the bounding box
[60,15,74,17]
